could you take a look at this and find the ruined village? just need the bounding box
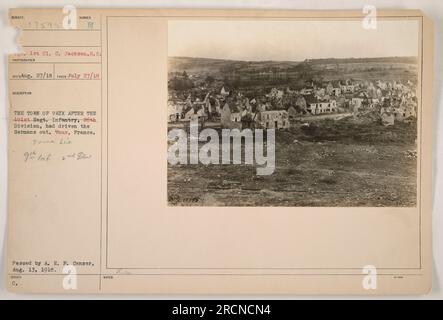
[167,57,418,207]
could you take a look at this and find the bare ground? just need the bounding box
[168,118,417,207]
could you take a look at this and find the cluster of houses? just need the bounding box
[168,75,418,129]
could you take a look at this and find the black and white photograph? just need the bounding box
[167,19,420,207]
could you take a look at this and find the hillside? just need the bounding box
[168,56,301,77]
[168,56,418,85]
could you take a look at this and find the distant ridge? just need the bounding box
[168,55,418,84]
[304,56,418,64]
[169,55,418,64]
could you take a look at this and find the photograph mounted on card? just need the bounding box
[6,8,433,294]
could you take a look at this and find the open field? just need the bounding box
[168,118,417,207]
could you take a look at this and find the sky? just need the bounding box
[168,19,419,61]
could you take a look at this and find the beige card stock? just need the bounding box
[6,8,433,294]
